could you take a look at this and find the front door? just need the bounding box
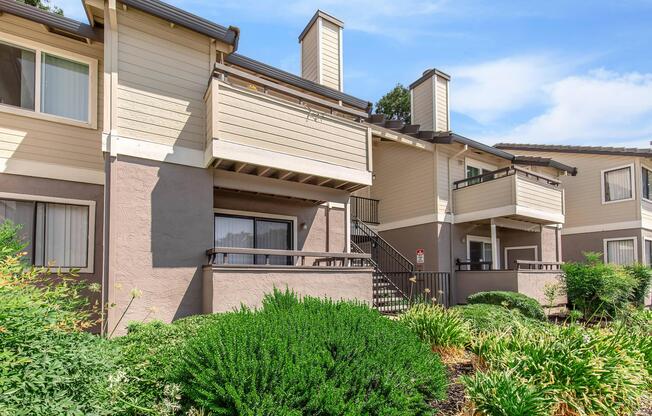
[468,238,495,270]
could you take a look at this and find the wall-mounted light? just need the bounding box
[301,222,308,230]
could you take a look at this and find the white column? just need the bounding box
[490,219,499,270]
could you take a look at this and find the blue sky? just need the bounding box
[59,0,652,147]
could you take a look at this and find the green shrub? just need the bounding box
[179,290,447,415]
[467,291,546,321]
[399,303,470,350]
[624,263,652,306]
[455,304,542,334]
[0,220,27,261]
[462,370,551,416]
[562,252,637,318]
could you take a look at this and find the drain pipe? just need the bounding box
[447,144,468,306]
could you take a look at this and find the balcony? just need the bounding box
[453,166,565,224]
[205,63,372,193]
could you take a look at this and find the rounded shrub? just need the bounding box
[467,291,546,321]
[178,290,447,415]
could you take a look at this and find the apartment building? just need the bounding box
[495,143,652,267]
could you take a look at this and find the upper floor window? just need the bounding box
[465,158,496,185]
[643,166,652,201]
[0,35,96,127]
[602,165,634,203]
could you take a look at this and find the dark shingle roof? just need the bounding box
[496,143,652,158]
[225,53,371,111]
[120,0,239,47]
[0,0,103,41]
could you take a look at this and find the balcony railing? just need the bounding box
[515,260,563,271]
[206,247,371,267]
[350,196,380,225]
[453,166,561,190]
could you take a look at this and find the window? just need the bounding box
[0,35,95,125]
[467,236,499,270]
[465,158,496,185]
[643,167,652,201]
[215,213,293,265]
[0,198,91,269]
[604,238,637,265]
[602,165,633,203]
[645,239,652,267]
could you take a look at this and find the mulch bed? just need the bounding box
[430,354,474,415]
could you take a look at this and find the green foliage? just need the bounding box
[399,303,470,349]
[16,0,63,15]
[624,263,652,306]
[462,371,551,416]
[375,83,411,123]
[179,289,446,415]
[455,304,542,334]
[0,221,27,262]
[467,291,546,321]
[562,252,638,318]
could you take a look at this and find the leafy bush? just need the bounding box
[467,291,546,320]
[462,370,551,416]
[562,252,637,318]
[179,290,447,415]
[455,304,542,334]
[399,303,470,351]
[0,220,26,261]
[624,263,652,306]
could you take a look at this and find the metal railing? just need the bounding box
[350,196,380,225]
[456,259,493,271]
[206,247,371,267]
[453,165,561,190]
[516,260,563,271]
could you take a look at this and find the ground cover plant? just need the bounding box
[466,291,546,321]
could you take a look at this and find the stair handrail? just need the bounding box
[350,241,411,305]
[352,218,414,273]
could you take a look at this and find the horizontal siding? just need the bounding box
[642,199,652,225]
[411,80,433,130]
[454,175,515,215]
[215,82,368,170]
[320,20,340,90]
[370,141,436,224]
[516,177,563,213]
[301,24,319,84]
[0,14,103,173]
[116,7,210,151]
[435,75,448,131]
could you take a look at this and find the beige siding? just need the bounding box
[301,24,320,84]
[509,151,640,228]
[0,14,103,173]
[454,175,515,215]
[435,75,448,131]
[642,199,652,225]
[116,8,211,150]
[370,141,436,224]
[320,19,340,90]
[516,177,563,213]
[214,81,368,170]
[411,80,433,131]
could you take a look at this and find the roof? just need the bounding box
[409,68,451,90]
[512,155,578,176]
[225,53,371,111]
[0,0,103,42]
[298,10,343,42]
[495,143,652,158]
[120,0,239,48]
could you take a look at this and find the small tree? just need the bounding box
[375,83,410,124]
[17,0,63,15]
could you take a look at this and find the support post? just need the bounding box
[490,219,499,270]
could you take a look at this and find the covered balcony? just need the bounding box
[204,63,372,193]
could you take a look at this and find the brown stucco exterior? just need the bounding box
[562,228,644,263]
[203,266,373,312]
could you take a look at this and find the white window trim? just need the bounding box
[503,245,538,270]
[603,236,638,265]
[0,31,98,129]
[466,234,500,269]
[641,163,652,204]
[644,237,652,267]
[601,163,635,205]
[213,208,298,251]
[464,157,497,178]
[0,191,95,273]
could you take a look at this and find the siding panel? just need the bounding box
[320,20,340,90]
[412,80,433,131]
[301,24,319,84]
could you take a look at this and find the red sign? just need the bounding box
[416,249,425,264]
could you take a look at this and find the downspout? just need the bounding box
[448,144,468,305]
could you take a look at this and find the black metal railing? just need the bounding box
[350,196,380,225]
[453,166,561,190]
[456,259,493,271]
[516,260,563,271]
[206,247,371,267]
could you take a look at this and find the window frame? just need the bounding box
[466,234,501,269]
[464,157,497,179]
[644,237,652,267]
[603,236,638,265]
[0,32,97,128]
[601,163,635,204]
[0,191,95,273]
[642,164,652,203]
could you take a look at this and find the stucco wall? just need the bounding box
[107,155,213,335]
[562,228,643,263]
[379,222,440,270]
[203,266,373,312]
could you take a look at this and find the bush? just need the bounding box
[562,252,637,318]
[0,220,27,261]
[179,290,447,415]
[467,291,546,321]
[399,303,470,351]
[455,304,542,334]
[625,263,652,306]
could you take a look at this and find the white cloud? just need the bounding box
[500,69,652,145]
[450,55,568,123]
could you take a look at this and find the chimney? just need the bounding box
[409,69,450,131]
[299,10,344,91]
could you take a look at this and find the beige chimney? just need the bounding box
[409,69,450,131]
[299,10,344,91]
